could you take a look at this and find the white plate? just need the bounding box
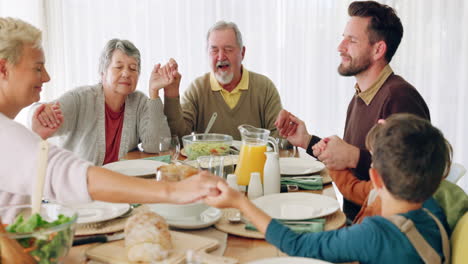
[150,207,222,229]
[69,201,130,224]
[280,157,325,175]
[247,257,332,264]
[252,193,339,220]
[102,159,168,177]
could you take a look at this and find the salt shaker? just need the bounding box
[226,174,240,191]
[263,151,281,195]
[247,172,263,199]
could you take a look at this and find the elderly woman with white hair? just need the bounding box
[0,17,220,207]
[30,38,172,165]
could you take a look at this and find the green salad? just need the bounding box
[186,142,230,160]
[6,213,75,264]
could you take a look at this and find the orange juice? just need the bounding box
[235,144,267,186]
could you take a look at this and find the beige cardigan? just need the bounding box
[32,84,170,165]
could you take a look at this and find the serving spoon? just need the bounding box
[204,112,218,134]
[32,140,49,215]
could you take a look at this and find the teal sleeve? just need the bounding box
[265,219,371,263]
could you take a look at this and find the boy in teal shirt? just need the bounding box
[205,113,451,263]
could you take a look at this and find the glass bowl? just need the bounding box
[0,203,77,264]
[182,133,233,160]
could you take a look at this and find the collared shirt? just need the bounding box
[210,67,250,109]
[355,65,393,105]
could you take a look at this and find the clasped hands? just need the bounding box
[274,109,359,170]
[149,58,181,98]
[32,102,63,139]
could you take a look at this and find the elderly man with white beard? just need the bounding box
[160,21,283,140]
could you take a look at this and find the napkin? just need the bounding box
[245,218,325,233]
[140,155,171,163]
[281,176,323,190]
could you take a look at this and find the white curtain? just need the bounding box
[2,0,467,189]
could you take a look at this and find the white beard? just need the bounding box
[215,71,234,85]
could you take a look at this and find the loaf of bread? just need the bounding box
[125,210,172,262]
[157,164,199,182]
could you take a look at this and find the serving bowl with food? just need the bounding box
[0,203,77,264]
[182,133,233,160]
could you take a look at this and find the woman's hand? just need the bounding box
[31,102,63,139]
[149,58,181,99]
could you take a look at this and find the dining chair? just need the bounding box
[451,212,468,264]
[446,163,466,184]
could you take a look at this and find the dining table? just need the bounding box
[66,148,346,264]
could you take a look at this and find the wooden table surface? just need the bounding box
[66,149,342,264]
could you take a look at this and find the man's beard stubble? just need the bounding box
[337,55,371,77]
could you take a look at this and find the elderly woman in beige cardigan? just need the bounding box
[30,39,172,165]
[0,17,220,207]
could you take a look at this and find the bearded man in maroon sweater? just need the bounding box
[275,1,430,220]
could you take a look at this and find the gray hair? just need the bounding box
[98,39,141,75]
[206,21,243,49]
[0,17,42,65]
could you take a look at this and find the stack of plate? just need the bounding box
[148,205,222,230]
[279,157,325,176]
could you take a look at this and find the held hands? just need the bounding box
[204,181,246,209]
[313,135,360,170]
[170,171,221,204]
[274,109,312,149]
[149,58,181,99]
[31,102,63,140]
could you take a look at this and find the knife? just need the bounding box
[73,232,125,246]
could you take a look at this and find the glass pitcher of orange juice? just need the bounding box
[235,124,278,186]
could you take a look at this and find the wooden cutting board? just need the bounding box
[86,230,237,264]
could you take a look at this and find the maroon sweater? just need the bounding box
[307,73,430,219]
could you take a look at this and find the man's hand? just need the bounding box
[31,103,63,139]
[274,109,311,149]
[315,135,360,170]
[149,58,181,99]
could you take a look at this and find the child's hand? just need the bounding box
[204,181,246,209]
[312,137,329,157]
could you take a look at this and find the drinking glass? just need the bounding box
[277,138,297,157]
[160,135,180,162]
[197,155,225,178]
